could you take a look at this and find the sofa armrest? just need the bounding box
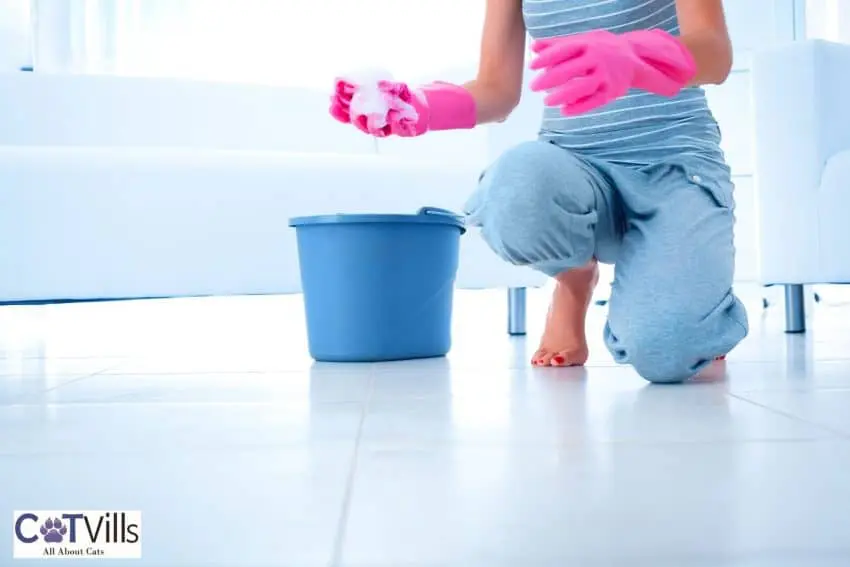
[0,73,377,154]
[752,40,850,196]
[751,40,850,284]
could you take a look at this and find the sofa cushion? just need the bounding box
[0,146,545,301]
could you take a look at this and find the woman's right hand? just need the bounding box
[329,78,356,125]
[329,78,477,138]
[330,77,429,137]
[330,0,524,135]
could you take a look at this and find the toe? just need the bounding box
[531,349,547,366]
[552,348,589,367]
[536,350,557,366]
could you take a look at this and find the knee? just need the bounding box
[629,334,700,384]
[607,316,706,384]
[476,141,590,219]
[466,141,596,260]
[606,288,750,383]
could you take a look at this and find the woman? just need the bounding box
[330,0,748,384]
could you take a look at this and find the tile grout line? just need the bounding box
[5,364,117,408]
[22,361,127,400]
[726,391,850,439]
[328,364,376,567]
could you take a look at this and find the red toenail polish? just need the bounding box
[553,355,565,364]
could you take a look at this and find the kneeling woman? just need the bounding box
[330,0,748,383]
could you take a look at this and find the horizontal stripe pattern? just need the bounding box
[523,0,726,167]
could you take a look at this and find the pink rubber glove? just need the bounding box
[329,78,356,124]
[329,79,476,137]
[529,29,696,116]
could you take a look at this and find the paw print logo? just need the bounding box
[39,518,67,543]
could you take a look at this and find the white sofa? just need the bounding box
[0,73,546,333]
[751,39,850,332]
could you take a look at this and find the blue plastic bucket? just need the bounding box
[289,207,466,362]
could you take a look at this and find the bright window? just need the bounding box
[30,0,485,87]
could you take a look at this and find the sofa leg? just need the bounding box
[507,287,527,336]
[784,284,806,333]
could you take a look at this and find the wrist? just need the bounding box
[623,29,697,94]
[418,82,477,132]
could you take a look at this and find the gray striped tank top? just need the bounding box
[523,0,727,170]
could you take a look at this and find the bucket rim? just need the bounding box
[288,209,466,233]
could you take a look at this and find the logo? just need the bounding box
[13,511,141,560]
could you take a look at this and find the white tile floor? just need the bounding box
[1,285,850,566]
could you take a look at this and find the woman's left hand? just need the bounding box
[529,30,686,116]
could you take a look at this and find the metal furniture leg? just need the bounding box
[784,284,805,333]
[507,287,527,336]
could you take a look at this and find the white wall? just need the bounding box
[703,0,798,282]
[0,0,31,71]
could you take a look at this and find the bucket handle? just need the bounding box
[417,207,463,220]
[417,207,466,233]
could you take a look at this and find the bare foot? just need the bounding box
[532,261,599,367]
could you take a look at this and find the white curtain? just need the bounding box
[29,0,484,87]
[23,0,850,82]
[805,0,850,42]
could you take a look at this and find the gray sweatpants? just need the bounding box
[464,140,749,383]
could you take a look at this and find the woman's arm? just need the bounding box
[675,0,733,85]
[463,0,527,124]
